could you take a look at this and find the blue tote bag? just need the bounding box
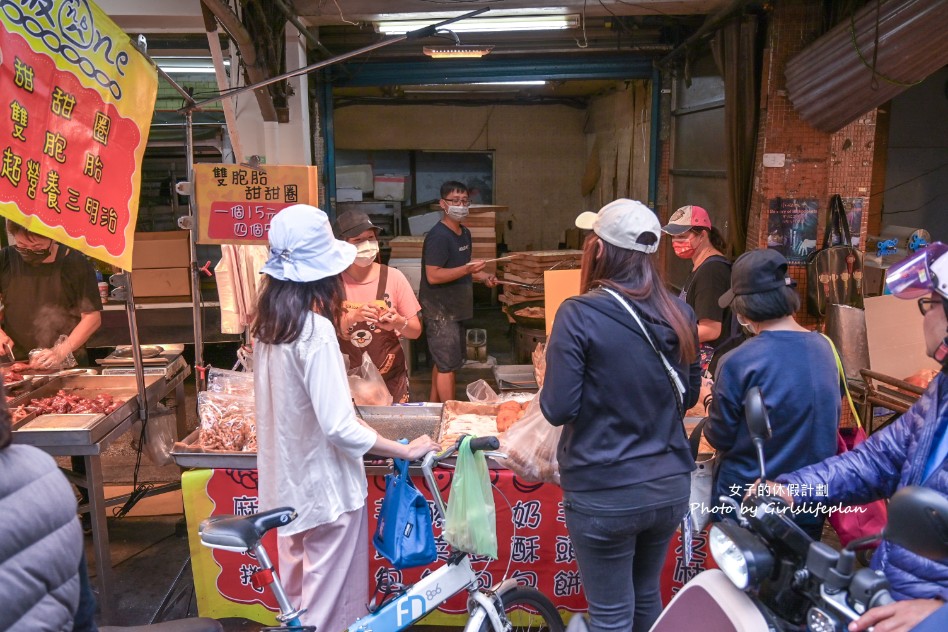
[372,455,437,569]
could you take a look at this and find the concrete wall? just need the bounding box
[334,103,587,251]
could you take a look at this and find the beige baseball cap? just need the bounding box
[575,199,661,254]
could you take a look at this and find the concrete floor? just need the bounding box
[84,300,524,629]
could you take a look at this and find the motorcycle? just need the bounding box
[567,387,948,632]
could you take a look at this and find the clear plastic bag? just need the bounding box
[28,334,77,371]
[347,352,393,406]
[142,404,177,466]
[443,436,498,558]
[466,379,499,403]
[207,367,255,397]
[198,391,256,452]
[499,388,562,485]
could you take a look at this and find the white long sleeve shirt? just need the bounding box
[254,312,377,535]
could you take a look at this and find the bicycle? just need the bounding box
[198,435,565,632]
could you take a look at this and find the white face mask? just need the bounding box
[446,205,469,221]
[353,240,379,267]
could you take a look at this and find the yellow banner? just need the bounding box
[0,0,157,270]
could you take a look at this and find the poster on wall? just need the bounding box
[193,163,318,245]
[0,0,158,270]
[767,198,819,263]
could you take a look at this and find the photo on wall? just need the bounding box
[767,198,819,263]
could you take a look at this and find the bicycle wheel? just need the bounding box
[478,586,565,632]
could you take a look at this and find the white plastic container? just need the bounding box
[374,175,408,201]
[388,258,422,295]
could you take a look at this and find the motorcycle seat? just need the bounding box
[199,507,296,551]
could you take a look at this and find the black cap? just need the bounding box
[334,210,379,240]
[718,249,794,308]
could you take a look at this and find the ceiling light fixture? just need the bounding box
[423,29,494,59]
[379,14,579,35]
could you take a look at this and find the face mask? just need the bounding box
[16,246,51,265]
[737,316,756,336]
[353,240,379,267]
[446,205,469,221]
[672,238,696,259]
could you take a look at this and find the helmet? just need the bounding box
[885,242,948,299]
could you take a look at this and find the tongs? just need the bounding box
[0,343,17,371]
[495,279,543,292]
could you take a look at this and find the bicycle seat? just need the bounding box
[199,507,296,551]
[99,618,223,632]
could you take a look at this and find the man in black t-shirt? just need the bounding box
[0,220,103,368]
[419,182,497,402]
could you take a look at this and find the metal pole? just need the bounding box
[123,272,148,422]
[180,8,489,113]
[648,65,662,209]
[185,110,206,391]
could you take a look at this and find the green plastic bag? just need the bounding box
[443,436,498,558]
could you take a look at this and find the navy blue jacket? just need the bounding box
[705,331,840,529]
[539,286,701,493]
[778,374,948,600]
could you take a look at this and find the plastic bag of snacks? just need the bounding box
[206,367,255,397]
[347,352,393,406]
[198,391,256,452]
[499,388,560,485]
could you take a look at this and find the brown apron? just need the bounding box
[339,265,410,403]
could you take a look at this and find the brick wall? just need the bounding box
[747,0,878,328]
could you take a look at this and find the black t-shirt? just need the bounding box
[419,221,473,321]
[679,255,732,349]
[0,245,103,359]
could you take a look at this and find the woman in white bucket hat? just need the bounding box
[252,205,439,631]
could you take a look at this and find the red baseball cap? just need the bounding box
[661,205,712,235]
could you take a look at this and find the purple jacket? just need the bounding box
[777,373,948,601]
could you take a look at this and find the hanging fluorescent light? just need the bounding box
[152,56,229,75]
[379,14,579,35]
[423,45,494,59]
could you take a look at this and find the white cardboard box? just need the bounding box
[336,164,374,192]
[374,175,409,201]
[337,187,363,202]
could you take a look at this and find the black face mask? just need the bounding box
[15,246,51,265]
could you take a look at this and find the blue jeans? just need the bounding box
[565,501,688,632]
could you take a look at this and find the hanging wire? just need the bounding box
[849,0,923,90]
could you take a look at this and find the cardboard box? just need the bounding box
[133,231,190,269]
[337,187,363,202]
[864,295,939,379]
[132,268,191,298]
[388,258,422,295]
[374,175,409,201]
[862,261,887,297]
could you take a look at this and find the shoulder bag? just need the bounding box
[373,453,437,569]
[820,334,888,548]
[806,195,864,318]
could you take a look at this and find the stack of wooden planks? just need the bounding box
[499,250,583,308]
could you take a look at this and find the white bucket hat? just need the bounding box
[260,205,356,282]
[575,199,661,254]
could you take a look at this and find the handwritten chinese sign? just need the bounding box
[193,163,318,245]
[0,0,157,270]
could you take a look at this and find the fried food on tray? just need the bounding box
[515,306,545,319]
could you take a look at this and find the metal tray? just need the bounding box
[492,365,539,392]
[10,374,161,447]
[171,430,258,470]
[355,404,442,442]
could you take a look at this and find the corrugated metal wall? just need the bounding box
[785,0,948,133]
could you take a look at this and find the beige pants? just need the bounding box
[277,505,369,630]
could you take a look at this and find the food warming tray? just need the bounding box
[492,365,539,392]
[10,374,163,446]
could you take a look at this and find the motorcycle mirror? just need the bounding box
[885,486,948,561]
[743,387,772,442]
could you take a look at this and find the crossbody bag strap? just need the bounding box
[602,288,686,412]
[819,333,861,427]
